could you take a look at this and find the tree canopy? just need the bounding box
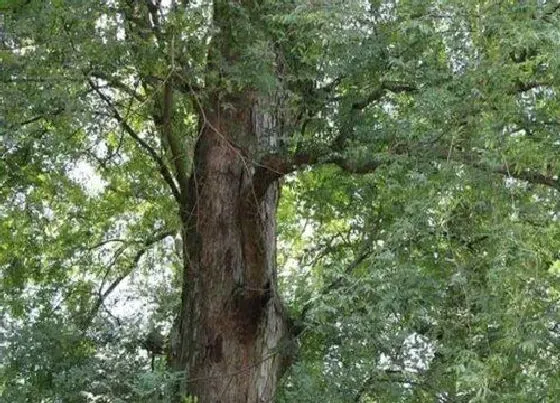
[2,0,560,402]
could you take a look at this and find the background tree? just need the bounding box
[2,0,560,402]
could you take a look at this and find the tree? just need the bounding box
[2,1,560,402]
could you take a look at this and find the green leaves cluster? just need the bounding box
[2,0,560,402]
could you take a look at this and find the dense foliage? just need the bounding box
[2,0,560,401]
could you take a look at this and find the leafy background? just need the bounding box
[2,0,560,402]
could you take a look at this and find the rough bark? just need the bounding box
[166,2,293,401]
[171,90,289,402]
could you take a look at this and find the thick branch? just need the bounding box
[254,151,386,198]
[481,163,560,192]
[254,81,415,187]
[256,141,560,200]
[158,79,190,203]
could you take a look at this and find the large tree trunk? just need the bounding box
[173,93,289,402]
[169,3,292,401]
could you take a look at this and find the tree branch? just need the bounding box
[81,230,175,330]
[158,78,191,203]
[8,108,64,129]
[330,81,416,152]
[423,145,560,192]
[298,247,373,324]
[354,369,423,402]
[254,150,386,198]
[421,143,560,191]
[256,139,560,201]
[350,81,417,111]
[254,81,416,189]
[479,163,560,192]
[88,70,146,102]
[88,79,182,204]
[87,237,128,251]
[541,3,560,23]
